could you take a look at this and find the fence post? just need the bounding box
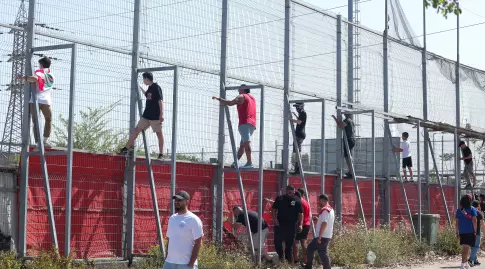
[125,0,141,260]
[216,0,228,245]
[382,0,391,225]
[282,0,291,187]
[454,3,461,209]
[422,0,431,214]
[335,15,343,222]
[18,0,36,257]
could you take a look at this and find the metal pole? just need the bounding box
[18,0,36,256]
[126,0,141,260]
[321,101,326,194]
[335,15,343,222]
[371,111,376,229]
[417,120,422,241]
[64,44,76,256]
[347,0,354,106]
[224,106,255,259]
[283,0,291,187]
[422,0,430,214]
[441,135,444,175]
[383,0,391,225]
[170,67,178,215]
[454,3,461,209]
[216,0,228,245]
[257,86,265,265]
[275,140,278,169]
[427,138,451,225]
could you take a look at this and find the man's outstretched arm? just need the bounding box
[212,95,244,106]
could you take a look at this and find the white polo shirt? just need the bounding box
[316,205,335,239]
[166,211,204,265]
[401,140,411,158]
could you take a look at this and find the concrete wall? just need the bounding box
[310,137,401,177]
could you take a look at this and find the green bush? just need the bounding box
[0,252,22,269]
[435,224,461,255]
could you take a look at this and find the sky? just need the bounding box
[306,0,485,70]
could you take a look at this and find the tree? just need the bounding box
[424,0,462,18]
[52,101,126,153]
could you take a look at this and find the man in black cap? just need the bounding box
[459,141,476,189]
[290,103,307,175]
[332,113,356,178]
[164,191,204,269]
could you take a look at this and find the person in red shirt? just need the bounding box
[293,188,312,265]
[213,84,257,169]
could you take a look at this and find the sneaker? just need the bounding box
[468,259,474,267]
[157,153,164,160]
[344,172,353,178]
[43,141,52,148]
[118,147,129,155]
[461,262,470,269]
[241,163,253,169]
[474,260,480,266]
[465,184,473,190]
[290,170,301,175]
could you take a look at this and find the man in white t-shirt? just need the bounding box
[393,132,413,181]
[305,194,335,269]
[21,56,54,148]
[164,191,204,269]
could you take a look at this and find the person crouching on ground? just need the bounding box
[456,194,477,269]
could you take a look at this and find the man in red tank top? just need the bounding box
[212,84,257,168]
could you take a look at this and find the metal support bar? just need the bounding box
[283,0,291,187]
[170,67,179,215]
[65,44,77,256]
[371,111,376,229]
[321,101,326,194]
[257,86,265,265]
[427,138,451,225]
[417,120,422,241]
[216,0,228,246]
[422,0,431,215]
[386,124,416,236]
[336,107,375,115]
[335,15,343,222]
[287,97,316,237]
[342,132,367,229]
[126,0,141,260]
[31,44,74,52]
[225,85,263,91]
[454,4,461,209]
[18,0,36,256]
[383,0,391,226]
[137,66,176,72]
[31,80,59,249]
[223,106,255,260]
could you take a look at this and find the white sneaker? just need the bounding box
[461,262,470,269]
[43,140,52,148]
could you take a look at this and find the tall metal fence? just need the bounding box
[0,0,484,261]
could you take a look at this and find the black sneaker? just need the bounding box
[118,147,129,155]
[468,259,475,267]
[344,172,353,178]
[290,169,301,175]
[157,153,164,160]
[465,184,473,190]
[474,260,481,266]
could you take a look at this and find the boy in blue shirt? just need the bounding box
[456,194,477,269]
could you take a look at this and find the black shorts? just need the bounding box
[460,233,475,247]
[293,136,305,153]
[402,156,413,168]
[343,139,355,158]
[295,225,310,240]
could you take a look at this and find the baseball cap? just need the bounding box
[458,141,465,147]
[173,191,190,200]
[293,103,304,108]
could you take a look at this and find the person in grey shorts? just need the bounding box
[213,84,257,169]
[459,141,476,189]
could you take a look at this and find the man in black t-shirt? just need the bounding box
[290,103,307,175]
[333,113,356,178]
[231,206,271,261]
[119,72,165,159]
[459,141,475,189]
[272,185,303,263]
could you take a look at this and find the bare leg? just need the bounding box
[345,157,352,175]
[462,245,470,264]
[126,128,143,148]
[237,143,244,160]
[301,239,308,264]
[244,141,252,164]
[156,131,164,154]
[292,240,299,263]
[409,167,413,178]
[403,169,408,180]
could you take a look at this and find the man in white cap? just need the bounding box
[164,191,204,269]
